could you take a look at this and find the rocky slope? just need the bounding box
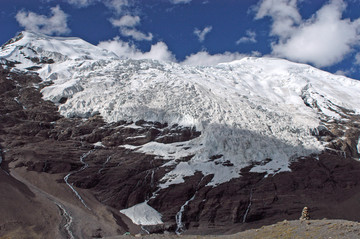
[1,31,360,238]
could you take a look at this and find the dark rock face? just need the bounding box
[1,65,360,237]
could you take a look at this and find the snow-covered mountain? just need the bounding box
[2,31,360,237]
[1,31,360,187]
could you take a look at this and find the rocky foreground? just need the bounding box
[110,219,360,239]
[1,61,360,238]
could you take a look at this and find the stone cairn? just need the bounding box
[299,206,310,220]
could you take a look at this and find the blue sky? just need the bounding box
[1,0,360,80]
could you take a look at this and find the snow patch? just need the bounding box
[93,141,104,148]
[123,123,143,129]
[120,202,163,225]
[250,159,290,176]
[120,144,141,150]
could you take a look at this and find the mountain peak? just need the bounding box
[0,31,118,67]
[1,32,360,236]
[1,32,360,186]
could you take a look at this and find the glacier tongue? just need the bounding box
[2,31,360,186]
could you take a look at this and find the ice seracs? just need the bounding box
[2,31,360,187]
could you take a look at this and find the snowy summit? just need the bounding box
[2,31,360,187]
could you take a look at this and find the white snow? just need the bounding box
[2,31,360,187]
[123,123,143,129]
[250,159,290,176]
[120,144,141,150]
[126,135,146,140]
[120,202,163,225]
[93,141,104,148]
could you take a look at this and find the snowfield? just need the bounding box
[2,31,360,188]
[120,202,163,226]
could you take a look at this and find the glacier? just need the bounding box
[2,31,360,187]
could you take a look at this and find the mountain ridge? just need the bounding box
[1,31,360,237]
[2,31,360,185]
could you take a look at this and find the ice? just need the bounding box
[120,202,163,225]
[2,31,360,187]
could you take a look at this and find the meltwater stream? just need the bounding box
[64,150,94,210]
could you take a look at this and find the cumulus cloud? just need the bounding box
[255,0,301,38]
[98,37,260,66]
[170,0,192,4]
[236,30,257,44]
[181,51,249,66]
[194,26,213,42]
[255,0,360,67]
[15,5,70,35]
[110,15,153,41]
[98,37,175,62]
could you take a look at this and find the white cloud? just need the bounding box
[334,70,349,76]
[170,0,192,4]
[65,0,97,7]
[111,15,140,27]
[65,0,129,13]
[194,26,213,42]
[143,42,177,62]
[110,15,153,41]
[255,0,301,38]
[236,30,257,44]
[119,28,153,41]
[104,0,129,14]
[98,37,260,66]
[256,0,360,67]
[181,51,249,66]
[15,5,70,35]
[98,37,175,62]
